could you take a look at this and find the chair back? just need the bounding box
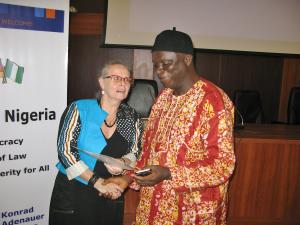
[234,90,264,124]
[287,87,300,125]
[126,79,158,118]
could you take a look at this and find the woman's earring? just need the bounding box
[101,90,105,95]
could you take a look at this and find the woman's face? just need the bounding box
[99,64,132,102]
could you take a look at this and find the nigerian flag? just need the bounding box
[0,59,4,78]
[4,59,24,84]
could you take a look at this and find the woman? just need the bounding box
[49,61,143,225]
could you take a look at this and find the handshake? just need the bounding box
[93,164,171,200]
[94,175,133,200]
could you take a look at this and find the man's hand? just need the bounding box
[133,165,171,186]
[94,178,123,200]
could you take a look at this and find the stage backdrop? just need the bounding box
[0,0,69,224]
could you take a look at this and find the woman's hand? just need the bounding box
[104,157,132,175]
[94,178,124,200]
[104,163,123,175]
[103,175,133,190]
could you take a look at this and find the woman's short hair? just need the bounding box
[97,61,132,79]
[95,61,133,100]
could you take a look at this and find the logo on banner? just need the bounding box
[0,58,24,84]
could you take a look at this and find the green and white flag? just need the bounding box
[0,59,4,78]
[4,58,24,84]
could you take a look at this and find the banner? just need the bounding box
[0,0,69,224]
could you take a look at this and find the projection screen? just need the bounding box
[104,0,300,55]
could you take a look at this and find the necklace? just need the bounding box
[104,118,116,128]
[100,98,117,128]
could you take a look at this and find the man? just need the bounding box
[106,29,235,225]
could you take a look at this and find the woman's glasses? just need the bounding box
[104,75,133,84]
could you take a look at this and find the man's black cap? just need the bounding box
[152,28,194,55]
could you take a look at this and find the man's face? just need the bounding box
[152,51,186,90]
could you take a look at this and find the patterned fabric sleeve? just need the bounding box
[168,91,235,192]
[57,102,88,180]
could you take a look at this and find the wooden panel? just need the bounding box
[69,13,103,35]
[195,52,221,85]
[234,124,300,141]
[228,142,300,225]
[228,124,300,225]
[124,189,140,225]
[278,58,300,122]
[194,52,284,123]
[220,54,283,122]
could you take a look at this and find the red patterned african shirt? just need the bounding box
[134,78,235,225]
